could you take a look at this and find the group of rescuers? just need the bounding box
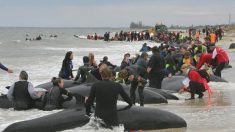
[1,40,229,128]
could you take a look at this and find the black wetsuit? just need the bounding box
[85,80,132,127]
[148,52,165,89]
[125,65,147,106]
[74,64,94,82]
[91,69,102,81]
[100,61,116,69]
[44,86,73,111]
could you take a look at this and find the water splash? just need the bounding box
[63,114,124,132]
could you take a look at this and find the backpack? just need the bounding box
[197,69,210,82]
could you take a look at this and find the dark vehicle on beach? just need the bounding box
[155,24,168,33]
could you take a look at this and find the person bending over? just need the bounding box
[7,71,42,110]
[44,77,73,111]
[118,65,147,106]
[85,67,132,128]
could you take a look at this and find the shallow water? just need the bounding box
[0,27,235,132]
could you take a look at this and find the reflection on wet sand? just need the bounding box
[148,84,235,132]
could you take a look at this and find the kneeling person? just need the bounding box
[180,64,212,99]
[7,71,42,110]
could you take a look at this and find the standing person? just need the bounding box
[7,71,42,110]
[59,51,74,80]
[179,64,212,100]
[147,46,165,89]
[85,68,132,128]
[210,32,216,45]
[44,77,73,111]
[140,43,151,53]
[180,51,196,66]
[88,53,98,68]
[210,46,229,77]
[0,62,13,73]
[136,53,148,69]
[118,65,148,106]
[120,53,131,69]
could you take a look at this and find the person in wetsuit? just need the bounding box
[85,67,132,128]
[59,51,74,80]
[0,62,13,73]
[91,63,108,81]
[118,65,147,106]
[147,46,165,89]
[74,56,94,83]
[100,56,117,69]
[7,71,42,110]
[44,77,73,111]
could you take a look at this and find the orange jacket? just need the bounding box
[210,33,216,44]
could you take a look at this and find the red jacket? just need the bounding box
[213,47,229,64]
[188,70,204,84]
[196,54,212,69]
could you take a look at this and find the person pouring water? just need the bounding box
[179,64,212,100]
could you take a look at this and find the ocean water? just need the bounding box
[0,27,235,132]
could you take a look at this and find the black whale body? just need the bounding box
[3,106,187,132]
[67,83,168,104]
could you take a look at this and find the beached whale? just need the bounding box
[161,75,228,92]
[161,76,185,92]
[0,93,78,109]
[35,80,79,90]
[67,83,168,104]
[0,95,13,109]
[145,87,179,100]
[3,105,187,132]
[35,73,168,104]
[229,43,235,49]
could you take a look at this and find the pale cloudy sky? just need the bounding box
[0,0,234,27]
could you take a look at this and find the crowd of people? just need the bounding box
[87,30,154,41]
[0,25,230,129]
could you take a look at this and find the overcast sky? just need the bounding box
[0,0,234,27]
